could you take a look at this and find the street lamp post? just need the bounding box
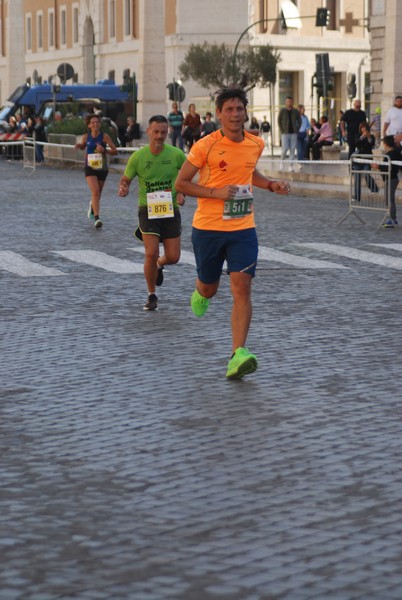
[232,13,322,75]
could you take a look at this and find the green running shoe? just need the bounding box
[191,289,209,317]
[226,347,258,380]
[87,201,94,220]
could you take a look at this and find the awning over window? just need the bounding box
[280,0,302,29]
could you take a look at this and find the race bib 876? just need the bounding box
[146,191,174,219]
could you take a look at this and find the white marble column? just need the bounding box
[5,0,25,97]
[382,0,402,105]
[137,0,167,128]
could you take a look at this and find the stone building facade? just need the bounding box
[369,0,402,117]
[0,0,398,135]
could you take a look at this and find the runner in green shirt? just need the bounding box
[118,115,186,311]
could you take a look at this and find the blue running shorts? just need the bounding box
[191,227,258,284]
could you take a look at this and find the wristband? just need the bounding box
[209,187,215,197]
[267,180,275,192]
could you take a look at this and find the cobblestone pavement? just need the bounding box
[1,160,402,600]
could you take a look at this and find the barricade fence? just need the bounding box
[22,137,35,173]
[338,154,392,228]
[0,132,25,161]
[4,141,401,230]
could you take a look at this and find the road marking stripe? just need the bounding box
[53,250,144,273]
[128,247,196,266]
[298,243,402,270]
[130,246,345,270]
[370,243,402,252]
[4,244,400,277]
[258,246,348,269]
[0,251,64,277]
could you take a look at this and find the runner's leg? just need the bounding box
[85,175,103,216]
[229,271,253,352]
[142,234,160,293]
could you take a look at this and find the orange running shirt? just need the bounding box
[187,129,265,231]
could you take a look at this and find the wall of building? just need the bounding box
[248,0,371,141]
[1,0,401,139]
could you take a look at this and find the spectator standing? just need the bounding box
[260,116,271,150]
[182,103,201,151]
[382,95,402,137]
[15,113,27,134]
[370,107,381,148]
[200,112,217,137]
[249,117,260,131]
[297,105,310,160]
[25,117,35,137]
[336,110,345,143]
[123,116,139,147]
[167,102,184,150]
[6,116,18,160]
[340,100,367,158]
[305,117,320,159]
[375,135,401,228]
[352,121,378,201]
[33,116,47,164]
[278,96,301,162]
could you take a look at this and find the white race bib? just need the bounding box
[146,191,174,219]
[87,153,103,170]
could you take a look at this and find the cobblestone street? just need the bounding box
[1,160,402,599]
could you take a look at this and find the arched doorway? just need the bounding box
[83,16,95,84]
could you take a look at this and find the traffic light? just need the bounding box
[347,74,357,99]
[121,69,131,92]
[314,54,334,97]
[167,81,186,102]
[316,8,331,27]
[315,53,331,87]
[167,83,174,101]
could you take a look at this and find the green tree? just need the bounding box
[178,42,280,92]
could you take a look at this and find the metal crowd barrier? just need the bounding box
[0,132,25,161]
[338,154,392,228]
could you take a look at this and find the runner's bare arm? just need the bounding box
[175,160,238,200]
[252,169,290,195]
[118,175,132,197]
[74,133,87,150]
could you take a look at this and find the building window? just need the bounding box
[278,72,296,107]
[73,4,79,44]
[259,0,268,32]
[26,14,32,51]
[37,12,43,50]
[109,0,116,39]
[60,7,66,46]
[124,0,132,37]
[48,9,55,48]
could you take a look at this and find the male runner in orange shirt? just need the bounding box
[175,87,290,380]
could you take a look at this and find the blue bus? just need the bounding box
[0,80,136,137]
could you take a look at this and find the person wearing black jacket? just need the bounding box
[376,135,400,227]
[33,116,47,163]
[341,99,367,158]
[352,121,379,201]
